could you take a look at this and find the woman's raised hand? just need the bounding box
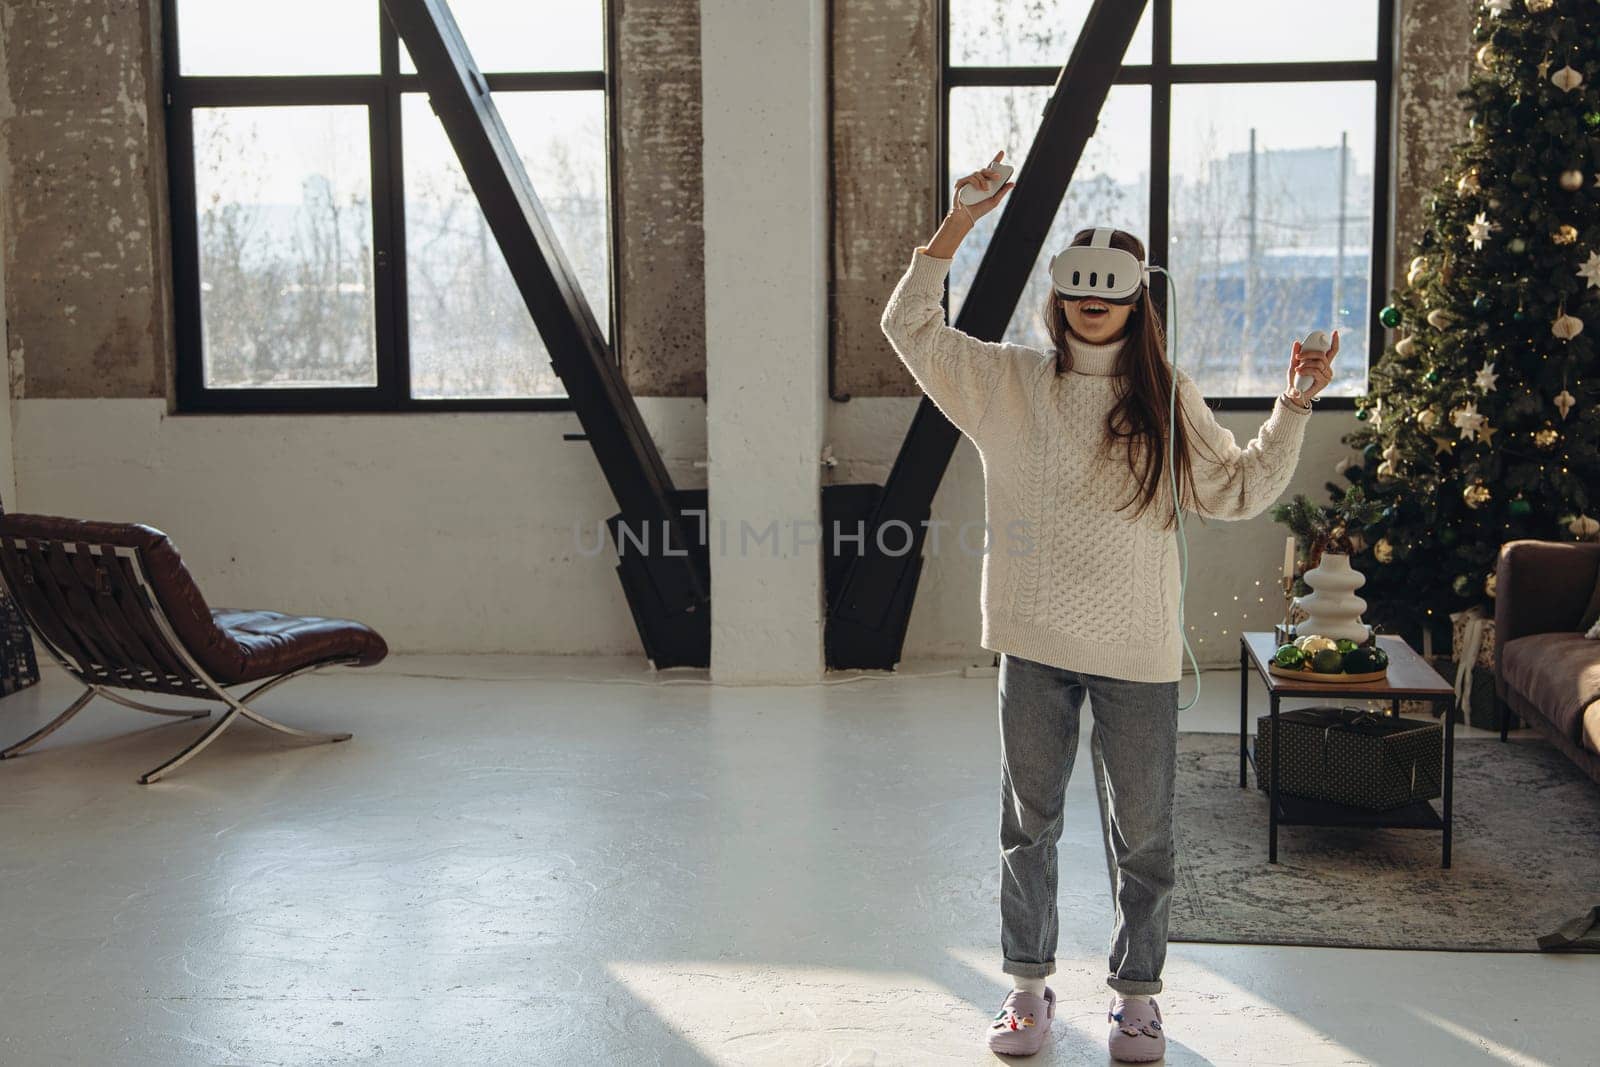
[949,150,1016,227]
[1287,330,1339,402]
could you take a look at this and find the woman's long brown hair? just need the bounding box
[1042,228,1219,531]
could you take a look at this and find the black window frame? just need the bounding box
[938,0,1395,411]
[162,0,618,414]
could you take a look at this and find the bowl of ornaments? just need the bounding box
[1267,632,1389,683]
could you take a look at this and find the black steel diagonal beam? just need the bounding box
[827,0,1148,665]
[382,0,710,650]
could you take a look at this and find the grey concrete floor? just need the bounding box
[0,655,1585,1066]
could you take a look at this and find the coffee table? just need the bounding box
[1238,632,1457,867]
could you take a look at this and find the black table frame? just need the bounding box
[1238,635,1456,868]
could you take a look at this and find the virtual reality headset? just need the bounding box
[1048,227,1149,305]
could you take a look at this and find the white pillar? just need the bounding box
[701,0,828,682]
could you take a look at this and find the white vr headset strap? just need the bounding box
[1090,227,1114,249]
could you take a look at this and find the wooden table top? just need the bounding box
[1241,631,1454,698]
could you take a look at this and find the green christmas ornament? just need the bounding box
[1509,497,1532,516]
[1355,407,1370,421]
[1453,573,1473,596]
[1585,111,1600,129]
[1379,305,1403,328]
[1424,369,1439,383]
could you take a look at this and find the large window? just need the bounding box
[945,0,1392,406]
[164,1,612,412]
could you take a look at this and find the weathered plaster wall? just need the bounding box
[1393,0,1477,267]
[830,0,935,400]
[0,0,170,399]
[616,0,706,397]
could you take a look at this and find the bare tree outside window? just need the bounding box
[170,1,609,411]
[194,107,377,388]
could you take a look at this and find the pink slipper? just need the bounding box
[987,986,1055,1056]
[1108,995,1166,1062]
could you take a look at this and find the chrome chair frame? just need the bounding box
[0,539,355,783]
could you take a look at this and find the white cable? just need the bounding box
[1151,266,1202,713]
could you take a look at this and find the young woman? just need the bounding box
[879,150,1336,1060]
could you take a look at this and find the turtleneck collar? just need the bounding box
[1063,333,1127,376]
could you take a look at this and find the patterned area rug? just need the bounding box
[1171,732,1600,951]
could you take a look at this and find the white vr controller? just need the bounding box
[1296,330,1329,397]
[956,161,1014,207]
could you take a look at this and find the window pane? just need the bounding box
[403,91,609,400]
[192,107,377,389]
[399,0,604,73]
[1173,0,1377,64]
[948,84,1150,349]
[950,0,1152,67]
[1169,82,1374,398]
[177,1,377,75]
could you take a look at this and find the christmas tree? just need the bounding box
[1335,0,1600,645]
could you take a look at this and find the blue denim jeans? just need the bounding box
[997,652,1179,996]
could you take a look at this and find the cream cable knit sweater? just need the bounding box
[880,246,1312,683]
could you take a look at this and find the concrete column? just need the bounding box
[701,0,829,682]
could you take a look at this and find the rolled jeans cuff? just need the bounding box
[1002,958,1055,979]
[1107,974,1163,996]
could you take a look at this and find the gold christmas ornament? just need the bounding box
[1560,169,1586,191]
[1552,313,1584,339]
[1526,0,1553,12]
[1476,44,1498,71]
[1463,483,1491,509]
[1551,65,1584,93]
[1426,309,1455,329]
[1395,335,1417,357]
[1554,224,1579,245]
[1374,537,1394,564]
[1376,461,1396,481]
[1534,426,1560,449]
[1569,514,1600,540]
[1485,570,1497,599]
[1555,388,1577,419]
[1456,169,1480,196]
[1407,256,1429,284]
[1417,408,1439,431]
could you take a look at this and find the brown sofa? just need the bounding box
[1494,539,1600,786]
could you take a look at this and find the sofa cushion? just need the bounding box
[1500,631,1600,744]
[1585,704,1600,757]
